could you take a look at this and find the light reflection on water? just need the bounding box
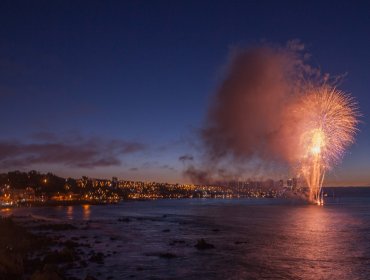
[5,198,370,279]
[269,206,363,279]
[82,204,90,220]
[66,205,73,220]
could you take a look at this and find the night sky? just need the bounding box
[0,1,369,185]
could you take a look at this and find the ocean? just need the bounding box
[5,187,370,279]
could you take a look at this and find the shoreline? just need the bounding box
[0,215,112,280]
[0,196,302,209]
[0,216,64,279]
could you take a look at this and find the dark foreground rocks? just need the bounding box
[35,223,77,231]
[0,217,89,280]
[30,264,64,280]
[194,238,215,250]
[43,247,79,264]
[159,252,177,259]
[0,217,53,280]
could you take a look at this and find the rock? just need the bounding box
[234,241,248,245]
[43,247,78,264]
[0,252,23,277]
[30,270,64,280]
[159,253,177,259]
[85,275,98,280]
[89,252,104,264]
[30,264,64,280]
[42,264,59,273]
[64,240,80,249]
[169,239,185,246]
[118,217,131,222]
[35,223,77,231]
[194,239,215,250]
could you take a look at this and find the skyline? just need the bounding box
[1,1,370,186]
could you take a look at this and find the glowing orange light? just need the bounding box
[297,86,359,205]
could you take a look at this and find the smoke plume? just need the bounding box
[185,41,323,184]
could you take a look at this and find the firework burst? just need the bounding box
[297,86,359,204]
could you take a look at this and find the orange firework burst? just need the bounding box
[297,86,359,204]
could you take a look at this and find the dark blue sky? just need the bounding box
[0,0,369,185]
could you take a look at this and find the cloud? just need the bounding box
[160,164,175,171]
[179,154,194,162]
[0,136,145,169]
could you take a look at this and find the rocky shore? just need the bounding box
[0,216,60,279]
[0,216,107,280]
[0,212,224,280]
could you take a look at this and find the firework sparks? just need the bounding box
[297,86,359,204]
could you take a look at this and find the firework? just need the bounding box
[296,86,359,205]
